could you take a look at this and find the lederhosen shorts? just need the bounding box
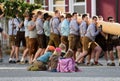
[15,31,26,47]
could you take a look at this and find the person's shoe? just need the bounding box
[95,62,103,66]
[16,60,20,63]
[89,62,95,66]
[25,60,28,64]
[0,59,3,62]
[12,60,16,63]
[94,61,103,66]
[9,60,13,63]
[20,61,25,64]
[107,63,111,66]
[86,63,90,66]
[110,63,115,66]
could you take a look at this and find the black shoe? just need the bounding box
[25,60,28,63]
[9,60,16,64]
[16,60,20,63]
[110,63,115,66]
[107,63,110,66]
[95,62,103,66]
[12,60,16,63]
[86,63,90,66]
[89,62,95,66]
[9,60,13,63]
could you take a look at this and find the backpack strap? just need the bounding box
[16,18,21,31]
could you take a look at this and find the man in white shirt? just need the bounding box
[14,12,26,63]
[76,16,102,66]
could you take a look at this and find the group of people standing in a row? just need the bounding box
[0,9,120,70]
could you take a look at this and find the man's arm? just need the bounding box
[90,26,99,37]
[14,18,23,29]
[28,22,36,31]
[80,23,87,35]
[70,21,79,32]
[53,18,59,29]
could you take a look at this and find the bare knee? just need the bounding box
[95,46,102,52]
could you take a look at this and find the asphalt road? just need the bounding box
[0,54,120,81]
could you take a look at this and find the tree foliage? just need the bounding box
[1,0,41,19]
[0,0,5,3]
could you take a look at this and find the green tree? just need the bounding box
[2,0,41,19]
[0,0,5,3]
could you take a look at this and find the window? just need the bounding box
[53,0,64,5]
[53,0,65,12]
[74,5,85,14]
[73,0,86,14]
[74,0,85,3]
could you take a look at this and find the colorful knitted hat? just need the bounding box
[48,46,55,51]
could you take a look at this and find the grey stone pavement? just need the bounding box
[0,54,120,81]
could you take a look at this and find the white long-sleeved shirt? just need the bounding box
[24,19,29,37]
[79,21,87,37]
[8,19,17,35]
[36,18,44,35]
[14,17,25,31]
[61,19,70,36]
[69,19,79,35]
[50,17,60,35]
[43,20,50,36]
[85,23,100,41]
[28,21,37,38]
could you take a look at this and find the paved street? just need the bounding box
[0,54,120,81]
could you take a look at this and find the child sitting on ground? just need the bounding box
[59,43,66,57]
[57,49,81,72]
[27,46,55,71]
[48,48,62,72]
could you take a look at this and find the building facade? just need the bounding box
[27,0,120,23]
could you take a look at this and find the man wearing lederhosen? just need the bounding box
[14,12,26,63]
